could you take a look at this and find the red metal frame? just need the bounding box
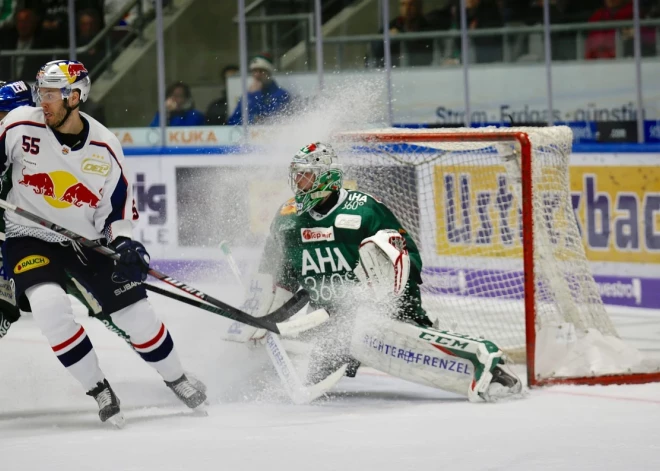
[351,129,660,388]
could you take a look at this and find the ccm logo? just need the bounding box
[301,227,335,243]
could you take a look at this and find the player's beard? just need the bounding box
[46,102,72,130]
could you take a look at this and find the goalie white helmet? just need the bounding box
[289,142,343,215]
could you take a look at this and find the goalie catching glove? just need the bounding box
[354,229,410,299]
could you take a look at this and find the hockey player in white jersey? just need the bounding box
[0,60,206,426]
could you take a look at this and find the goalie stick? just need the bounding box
[219,241,346,404]
[0,198,312,333]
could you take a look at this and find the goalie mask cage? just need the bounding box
[336,127,660,388]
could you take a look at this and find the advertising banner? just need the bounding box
[123,152,660,308]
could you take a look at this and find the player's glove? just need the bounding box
[109,237,150,283]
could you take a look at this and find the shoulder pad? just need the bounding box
[279,197,297,216]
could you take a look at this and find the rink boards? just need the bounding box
[121,151,660,310]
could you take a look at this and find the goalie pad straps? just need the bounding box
[354,229,410,298]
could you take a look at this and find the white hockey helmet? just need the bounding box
[33,60,91,105]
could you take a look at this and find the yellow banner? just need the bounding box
[433,165,660,263]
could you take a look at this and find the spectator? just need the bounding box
[0,8,51,82]
[150,81,205,127]
[205,64,239,125]
[370,0,436,67]
[464,0,504,63]
[35,0,68,46]
[77,8,103,72]
[585,0,633,59]
[227,53,291,126]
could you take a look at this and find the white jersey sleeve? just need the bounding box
[87,122,137,242]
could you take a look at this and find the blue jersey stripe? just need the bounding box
[57,335,93,367]
[135,332,174,363]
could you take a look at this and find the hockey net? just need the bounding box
[335,127,660,387]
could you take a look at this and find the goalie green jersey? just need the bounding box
[260,189,430,325]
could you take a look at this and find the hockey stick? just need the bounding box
[0,199,309,333]
[145,283,323,337]
[219,241,346,404]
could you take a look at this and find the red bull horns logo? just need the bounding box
[58,62,88,84]
[19,169,100,209]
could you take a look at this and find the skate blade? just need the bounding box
[107,412,126,429]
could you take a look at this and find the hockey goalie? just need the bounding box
[237,142,523,402]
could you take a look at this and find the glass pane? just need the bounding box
[549,0,638,143]
[98,0,158,132]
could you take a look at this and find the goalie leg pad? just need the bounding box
[349,314,522,401]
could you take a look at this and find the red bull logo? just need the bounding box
[58,62,88,84]
[18,169,56,198]
[18,169,100,209]
[60,182,100,208]
[67,63,87,78]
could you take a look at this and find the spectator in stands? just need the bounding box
[205,64,239,125]
[0,7,51,82]
[227,53,291,126]
[585,0,633,59]
[37,0,69,46]
[463,0,504,63]
[151,81,205,127]
[370,0,436,67]
[77,8,103,72]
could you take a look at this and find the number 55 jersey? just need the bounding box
[0,106,137,243]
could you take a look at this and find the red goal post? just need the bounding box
[335,127,660,388]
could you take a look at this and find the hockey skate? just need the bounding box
[165,374,207,409]
[482,363,523,402]
[86,379,125,428]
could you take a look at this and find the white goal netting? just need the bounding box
[335,127,658,383]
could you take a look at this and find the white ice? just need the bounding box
[1,282,659,471]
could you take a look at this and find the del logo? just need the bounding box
[301,227,334,243]
[14,255,50,274]
[19,169,101,209]
[81,159,110,176]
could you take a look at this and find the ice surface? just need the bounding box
[1,282,659,471]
